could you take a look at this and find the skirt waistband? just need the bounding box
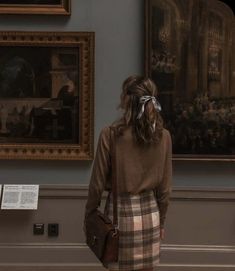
[109,189,155,199]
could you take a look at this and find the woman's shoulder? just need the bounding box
[102,119,127,133]
[162,128,171,138]
[99,123,171,142]
[99,120,128,141]
[99,122,118,138]
[162,128,172,146]
[99,125,111,138]
[162,128,171,142]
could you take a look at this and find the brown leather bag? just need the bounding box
[85,127,119,268]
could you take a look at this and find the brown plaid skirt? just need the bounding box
[104,190,161,270]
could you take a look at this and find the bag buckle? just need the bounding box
[112,225,118,237]
[92,235,97,246]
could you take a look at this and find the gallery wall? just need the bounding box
[0,0,234,187]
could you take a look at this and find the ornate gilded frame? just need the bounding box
[0,31,94,160]
[0,1,70,15]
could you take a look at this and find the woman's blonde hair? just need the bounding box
[116,75,163,145]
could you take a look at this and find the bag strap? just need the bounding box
[110,126,118,229]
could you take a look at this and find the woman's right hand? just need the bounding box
[160,228,165,240]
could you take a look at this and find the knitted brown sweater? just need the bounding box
[85,123,172,229]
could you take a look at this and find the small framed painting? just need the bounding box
[0,0,70,15]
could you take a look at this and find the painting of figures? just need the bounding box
[146,0,235,159]
[0,46,79,144]
[0,32,94,160]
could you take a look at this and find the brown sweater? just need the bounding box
[85,123,172,229]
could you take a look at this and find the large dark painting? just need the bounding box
[146,0,235,160]
[0,32,94,160]
[0,0,70,15]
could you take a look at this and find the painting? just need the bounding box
[0,0,70,15]
[145,0,235,160]
[0,31,94,160]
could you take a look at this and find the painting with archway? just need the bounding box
[0,32,94,160]
[145,0,235,160]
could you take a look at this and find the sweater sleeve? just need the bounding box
[85,126,111,218]
[156,130,172,229]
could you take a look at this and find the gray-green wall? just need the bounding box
[0,0,234,187]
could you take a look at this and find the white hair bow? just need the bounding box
[137,95,162,119]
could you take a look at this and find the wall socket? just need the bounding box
[33,223,44,235]
[48,223,59,237]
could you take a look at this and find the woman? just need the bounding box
[84,75,172,271]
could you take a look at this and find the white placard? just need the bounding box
[0,185,2,200]
[1,185,39,210]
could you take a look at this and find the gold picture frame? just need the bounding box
[0,0,70,15]
[0,31,94,160]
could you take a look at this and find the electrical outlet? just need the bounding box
[48,223,59,237]
[33,223,44,235]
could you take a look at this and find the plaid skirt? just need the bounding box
[104,190,161,270]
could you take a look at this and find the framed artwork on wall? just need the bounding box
[0,0,70,15]
[145,0,235,160]
[0,31,94,160]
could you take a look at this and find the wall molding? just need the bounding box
[0,263,235,271]
[38,184,235,200]
[1,242,235,250]
[0,243,234,264]
[162,244,235,252]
